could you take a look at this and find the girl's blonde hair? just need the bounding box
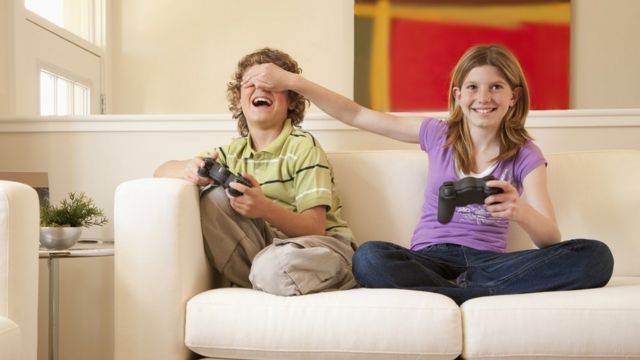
[446,44,533,174]
[227,48,309,136]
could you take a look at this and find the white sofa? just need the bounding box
[0,181,39,360]
[114,149,640,360]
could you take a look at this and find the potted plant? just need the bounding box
[40,192,108,250]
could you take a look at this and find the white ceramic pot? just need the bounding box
[39,227,82,250]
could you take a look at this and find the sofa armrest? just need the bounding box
[114,178,212,360]
[0,180,39,360]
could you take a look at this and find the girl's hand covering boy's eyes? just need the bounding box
[241,63,294,92]
[483,180,524,220]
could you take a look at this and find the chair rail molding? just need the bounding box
[1,109,640,133]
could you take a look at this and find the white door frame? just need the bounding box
[10,0,106,115]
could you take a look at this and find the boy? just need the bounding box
[154,48,356,296]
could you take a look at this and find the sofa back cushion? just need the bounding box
[329,150,427,249]
[329,149,640,277]
[545,150,640,276]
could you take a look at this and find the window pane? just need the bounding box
[24,0,64,27]
[25,0,64,27]
[40,69,91,115]
[25,0,103,46]
[40,71,56,115]
[56,77,72,115]
[73,83,90,115]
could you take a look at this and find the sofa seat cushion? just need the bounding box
[461,277,640,359]
[186,287,461,360]
[0,317,20,360]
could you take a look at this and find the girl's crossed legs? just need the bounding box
[352,240,613,305]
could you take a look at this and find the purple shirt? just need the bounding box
[411,118,546,253]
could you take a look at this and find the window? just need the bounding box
[24,0,104,47]
[40,69,90,115]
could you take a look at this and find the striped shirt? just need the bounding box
[206,119,352,237]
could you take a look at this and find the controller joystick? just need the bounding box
[437,175,503,224]
[198,158,252,197]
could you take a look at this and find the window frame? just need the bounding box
[38,66,92,116]
[23,0,105,57]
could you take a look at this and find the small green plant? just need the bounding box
[40,192,108,228]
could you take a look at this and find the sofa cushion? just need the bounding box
[186,288,461,359]
[0,317,20,360]
[329,150,428,248]
[461,277,640,359]
[546,150,640,276]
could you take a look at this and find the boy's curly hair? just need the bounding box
[227,48,309,136]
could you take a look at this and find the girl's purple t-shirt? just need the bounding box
[411,118,546,253]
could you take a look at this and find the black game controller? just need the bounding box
[437,175,503,224]
[198,158,252,197]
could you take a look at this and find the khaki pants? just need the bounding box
[200,187,357,296]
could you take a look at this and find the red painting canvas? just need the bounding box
[355,0,571,111]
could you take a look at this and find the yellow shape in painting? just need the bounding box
[356,3,570,28]
[367,0,391,111]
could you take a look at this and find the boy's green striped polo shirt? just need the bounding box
[205,119,352,236]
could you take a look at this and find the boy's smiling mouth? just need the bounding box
[252,97,273,107]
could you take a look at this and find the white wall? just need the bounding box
[103,0,640,114]
[2,111,639,242]
[3,0,640,115]
[571,0,640,108]
[0,0,11,114]
[109,0,354,113]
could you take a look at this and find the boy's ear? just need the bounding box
[287,93,295,110]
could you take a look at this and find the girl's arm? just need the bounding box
[242,63,423,143]
[486,165,561,248]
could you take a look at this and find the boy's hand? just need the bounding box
[241,63,295,92]
[187,151,217,186]
[227,173,270,218]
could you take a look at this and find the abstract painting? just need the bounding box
[355,0,571,111]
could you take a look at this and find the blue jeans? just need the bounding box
[352,239,613,305]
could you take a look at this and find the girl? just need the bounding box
[241,44,613,304]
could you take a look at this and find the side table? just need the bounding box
[39,240,114,360]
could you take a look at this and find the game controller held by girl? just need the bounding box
[437,176,504,224]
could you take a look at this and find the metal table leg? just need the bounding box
[40,242,114,360]
[48,257,59,360]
